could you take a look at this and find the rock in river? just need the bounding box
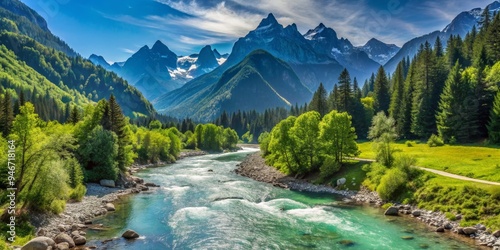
[384,206,399,216]
[122,229,140,239]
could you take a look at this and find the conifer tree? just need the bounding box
[68,105,80,124]
[398,61,416,138]
[488,90,500,144]
[309,83,329,117]
[437,63,480,142]
[389,61,405,124]
[0,91,14,137]
[337,69,352,112]
[373,66,390,114]
[329,85,339,111]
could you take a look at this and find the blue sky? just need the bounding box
[21,0,494,63]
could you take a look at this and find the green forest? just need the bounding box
[0,93,239,218]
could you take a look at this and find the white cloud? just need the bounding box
[121,48,136,54]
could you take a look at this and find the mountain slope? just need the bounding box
[359,38,400,65]
[158,50,311,121]
[91,43,226,100]
[0,31,154,116]
[304,23,381,81]
[385,1,500,73]
[0,0,77,56]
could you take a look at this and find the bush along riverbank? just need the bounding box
[236,152,500,249]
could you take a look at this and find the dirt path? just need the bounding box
[353,158,500,186]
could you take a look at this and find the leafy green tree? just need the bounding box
[184,130,197,149]
[200,124,222,151]
[258,131,271,156]
[222,128,239,149]
[319,110,358,163]
[309,83,329,117]
[79,126,118,182]
[149,120,162,130]
[10,103,74,213]
[166,127,182,159]
[241,131,253,143]
[368,112,397,167]
[373,66,390,113]
[289,111,321,174]
[488,90,500,144]
[266,116,298,174]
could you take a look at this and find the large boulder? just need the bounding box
[384,206,399,216]
[74,236,87,245]
[56,242,70,250]
[463,227,478,235]
[411,210,421,217]
[105,203,116,211]
[21,237,55,250]
[122,229,140,239]
[100,179,115,188]
[54,233,75,248]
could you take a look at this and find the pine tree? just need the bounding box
[389,61,405,124]
[68,105,80,124]
[309,83,329,117]
[329,85,339,111]
[373,66,390,114]
[337,69,352,112]
[398,61,416,138]
[0,91,14,137]
[437,63,480,142]
[488,90,500,144]
[486,13,500,63]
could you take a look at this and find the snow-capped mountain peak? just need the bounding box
[358,38,400,65]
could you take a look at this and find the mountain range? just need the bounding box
[90,42,228,100]
[384,1,500,73]
[3,0,499,123]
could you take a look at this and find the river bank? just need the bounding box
[16,150,209,250]
[235,152,500,249]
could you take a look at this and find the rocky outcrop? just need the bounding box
[122,229,140,239]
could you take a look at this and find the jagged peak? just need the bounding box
[257,13,279,28]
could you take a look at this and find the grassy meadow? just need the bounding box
[357,141,500,182]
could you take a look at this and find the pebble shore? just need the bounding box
[235,152,500,249]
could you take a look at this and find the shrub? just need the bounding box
[427,134,444,147]
[405,140,414,147]
[445,212,457,221]
[318,156,341,181]
[258,132,271,156]
[449,136,457,145]
[49,199,66,214]
[69,184,86,201]
[381,203,394,210]
[376,168,408,201]
[362,162,387,191]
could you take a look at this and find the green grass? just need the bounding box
[415,174,500,230]
[358,141,500,182]
[318,161,369,191]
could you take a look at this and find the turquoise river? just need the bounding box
[87,148,478,249]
